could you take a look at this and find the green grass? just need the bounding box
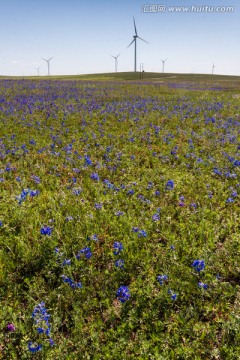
[0,77,239,359]
[2,71,240,83]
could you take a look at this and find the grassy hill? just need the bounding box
[1,71,240,83]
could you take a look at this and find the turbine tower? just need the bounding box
[42,57,53,76]
[127,17,148,72]
[111,53,120,73]
[35,67,40,76]
[212,64,215,75]
[161,59,167,73]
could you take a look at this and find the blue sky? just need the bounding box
[0,0,239,76]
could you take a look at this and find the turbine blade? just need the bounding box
[117,53,120,58]
[133,17,137,36]
[127,39,135,48]
[137,36,149,44]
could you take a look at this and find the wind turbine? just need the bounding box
[111,53,120,72]
[35,67,40,76]
[42,57,53,76]
[161,59,167,73]
[212,63,215,75]
[127,17,148,72]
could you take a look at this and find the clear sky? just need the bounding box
[0,0,239,76]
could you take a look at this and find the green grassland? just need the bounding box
[0,75,239,359]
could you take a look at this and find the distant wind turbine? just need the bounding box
[111,53,120,73]
[127,17,148,72]
[42,57,53,76]
[161,59,167,73]
[212,64,215,75]
[35,67,40,76]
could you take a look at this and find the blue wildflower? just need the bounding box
[49,338,54,346]
[72,188,82,196]
[168,289,177,300]
[94,203,102,209]
[76,247,92,260]
[147,182,153,189]
[65,216,73,222]
[61,275,82,289]
[84,155,92,166]
[138,230,147,238]
[152,213,160,221]
[62,259,71,266]
[116,286,130,303]
[115,260,125,269]
[40,226,52,236]
[113,242,123,255]
[90,173,99,181]
[190,203,197,208]
[132,227,139,232]
[166,180,174,190]
[37,327,45,334]
[157,275,168,285]
[192,259,205,272]
[28,342,43,353]
[30,302,53,349]
[31,175,41,184]
[198,282,208,290]
[90,234,99,242]
[29,190,40,197]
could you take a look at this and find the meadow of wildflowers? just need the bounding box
[0,78,239,359]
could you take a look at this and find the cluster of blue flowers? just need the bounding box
[16,188,40,204]
[40,226,52,236]
[198,282,208,290]
[157,275,177,300]
[115,259,125,269]
[72,188,82,196]
[61,275,83,289]
[55,246,92,288]
[113,241,125,269]
[28,302,54,353]
[157,274,168,285]
[192,260,208,290]
[76,247,92,260]
[113,242,123,255]
[138,229,147,238]
[152,208,161,222]
[90,172,99,181]
[116,285,131,303]
[168,289,177,301]
[84,154,92,166]
[192,259,205,272]
[166,180,174,190]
